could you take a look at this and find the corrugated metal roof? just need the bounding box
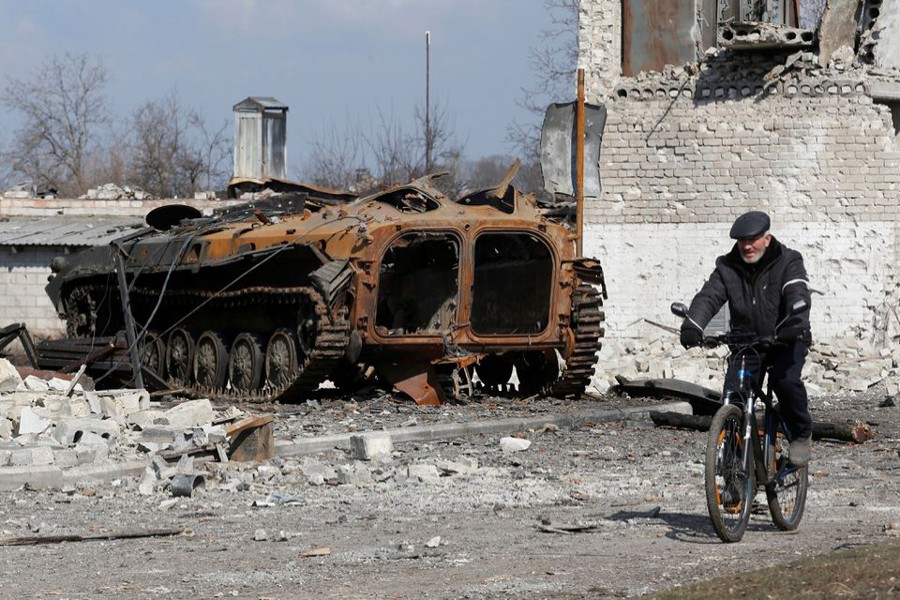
[0,216,145,247]
[233,96,288,111]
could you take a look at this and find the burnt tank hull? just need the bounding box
[43,175,606,404]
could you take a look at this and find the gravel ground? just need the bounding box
[0,385,897,599]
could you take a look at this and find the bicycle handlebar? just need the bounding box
[699,332,777,350]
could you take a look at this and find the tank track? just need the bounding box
[62,284,350,404]
[548,282,605,398]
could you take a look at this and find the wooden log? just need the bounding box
[0,527,184,546]
[649,410,875,443]
[649,411,711,431]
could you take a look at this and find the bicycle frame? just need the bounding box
[722,348,799,488]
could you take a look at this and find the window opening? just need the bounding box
[375,233,459,336]
[471,232,553,335]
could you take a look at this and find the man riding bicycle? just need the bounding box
[679,210,813,467]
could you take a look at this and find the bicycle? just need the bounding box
[671,300,810,543]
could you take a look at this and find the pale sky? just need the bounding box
[0,1,563,179]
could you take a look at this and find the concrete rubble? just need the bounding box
[79,183,154,201]
[590,334,900,398]
[0,357,262,491]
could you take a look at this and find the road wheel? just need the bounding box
[228,333,264,392]
[194,331,228,389]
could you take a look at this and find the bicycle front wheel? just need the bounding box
[766,433,809,530]
[705,404,756,542]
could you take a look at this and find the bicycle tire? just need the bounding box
[765,434,809,530]
[705,404,756,542]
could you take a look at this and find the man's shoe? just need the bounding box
[789,436,812,467]
[721,483,743,514]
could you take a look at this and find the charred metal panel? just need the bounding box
[622,0,699,76]
[540,102,606,198]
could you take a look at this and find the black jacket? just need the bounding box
[685,237,812,344]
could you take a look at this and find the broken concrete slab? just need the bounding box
[160,399,214,429]
[0,359,23,393]
[719,22,815,50]
[87,389,150,419]
[22,376,50,392]
[137,424,184,444]
[0,465,64,491]
[407,464,441,482]
[10,445,55,467]
[17,407,52,435]
[500,437,532,453]
[350,431,393,461]
[337,463,374,486]
[52,417,120,445]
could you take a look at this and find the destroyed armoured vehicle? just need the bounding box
[43,171,606,404]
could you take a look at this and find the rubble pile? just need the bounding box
[591,335,900,397]
[0,358,256,491]
[79,183,153,200]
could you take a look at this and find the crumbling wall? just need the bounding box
[579,0,900,392]
[0,248,66,338]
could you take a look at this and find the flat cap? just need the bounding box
[729,210,770,239]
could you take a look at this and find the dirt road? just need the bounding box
[0,389,896,599]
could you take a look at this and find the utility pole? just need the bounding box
[576,68,585,257]
[425,30,432,173]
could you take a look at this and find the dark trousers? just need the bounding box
[724,342,812,440]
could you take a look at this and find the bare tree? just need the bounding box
[302,119,369,192]
[189,112,230,192]
[127,90,230,198]
[303,100,462,194]
[1,52,111,196]
[506,0,579,164]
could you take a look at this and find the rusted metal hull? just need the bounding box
[43,172,606,404]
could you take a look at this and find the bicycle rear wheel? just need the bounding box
[766,433,809,530]
[706,404,755,542]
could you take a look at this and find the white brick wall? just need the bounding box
[578,0,900,354]
[585,221,898,345]
[0,248,65,338]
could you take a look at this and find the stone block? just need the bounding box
[337,463,374,486]
[74,440,108,464]
[407,463,441,481]
[46,378,71,393]
[52,417,120,446]
[0,449,11,466]
[52,448,80,468]
[91,389,150,419]
[127,409,166,430]
[138,425,183,444]
[350,432,393,461]
[202,424,228,445]
[30,397,75,420]
[0,358,22,393]
[10,446,55,466]
[500,437,532,453]
[22,376,50,392]
[160,399,214,429]
[301,462,337,486]
[0,466,63,491]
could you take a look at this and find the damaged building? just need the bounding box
[579,0,900,391]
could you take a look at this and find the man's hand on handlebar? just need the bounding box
[679,324,702,349]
